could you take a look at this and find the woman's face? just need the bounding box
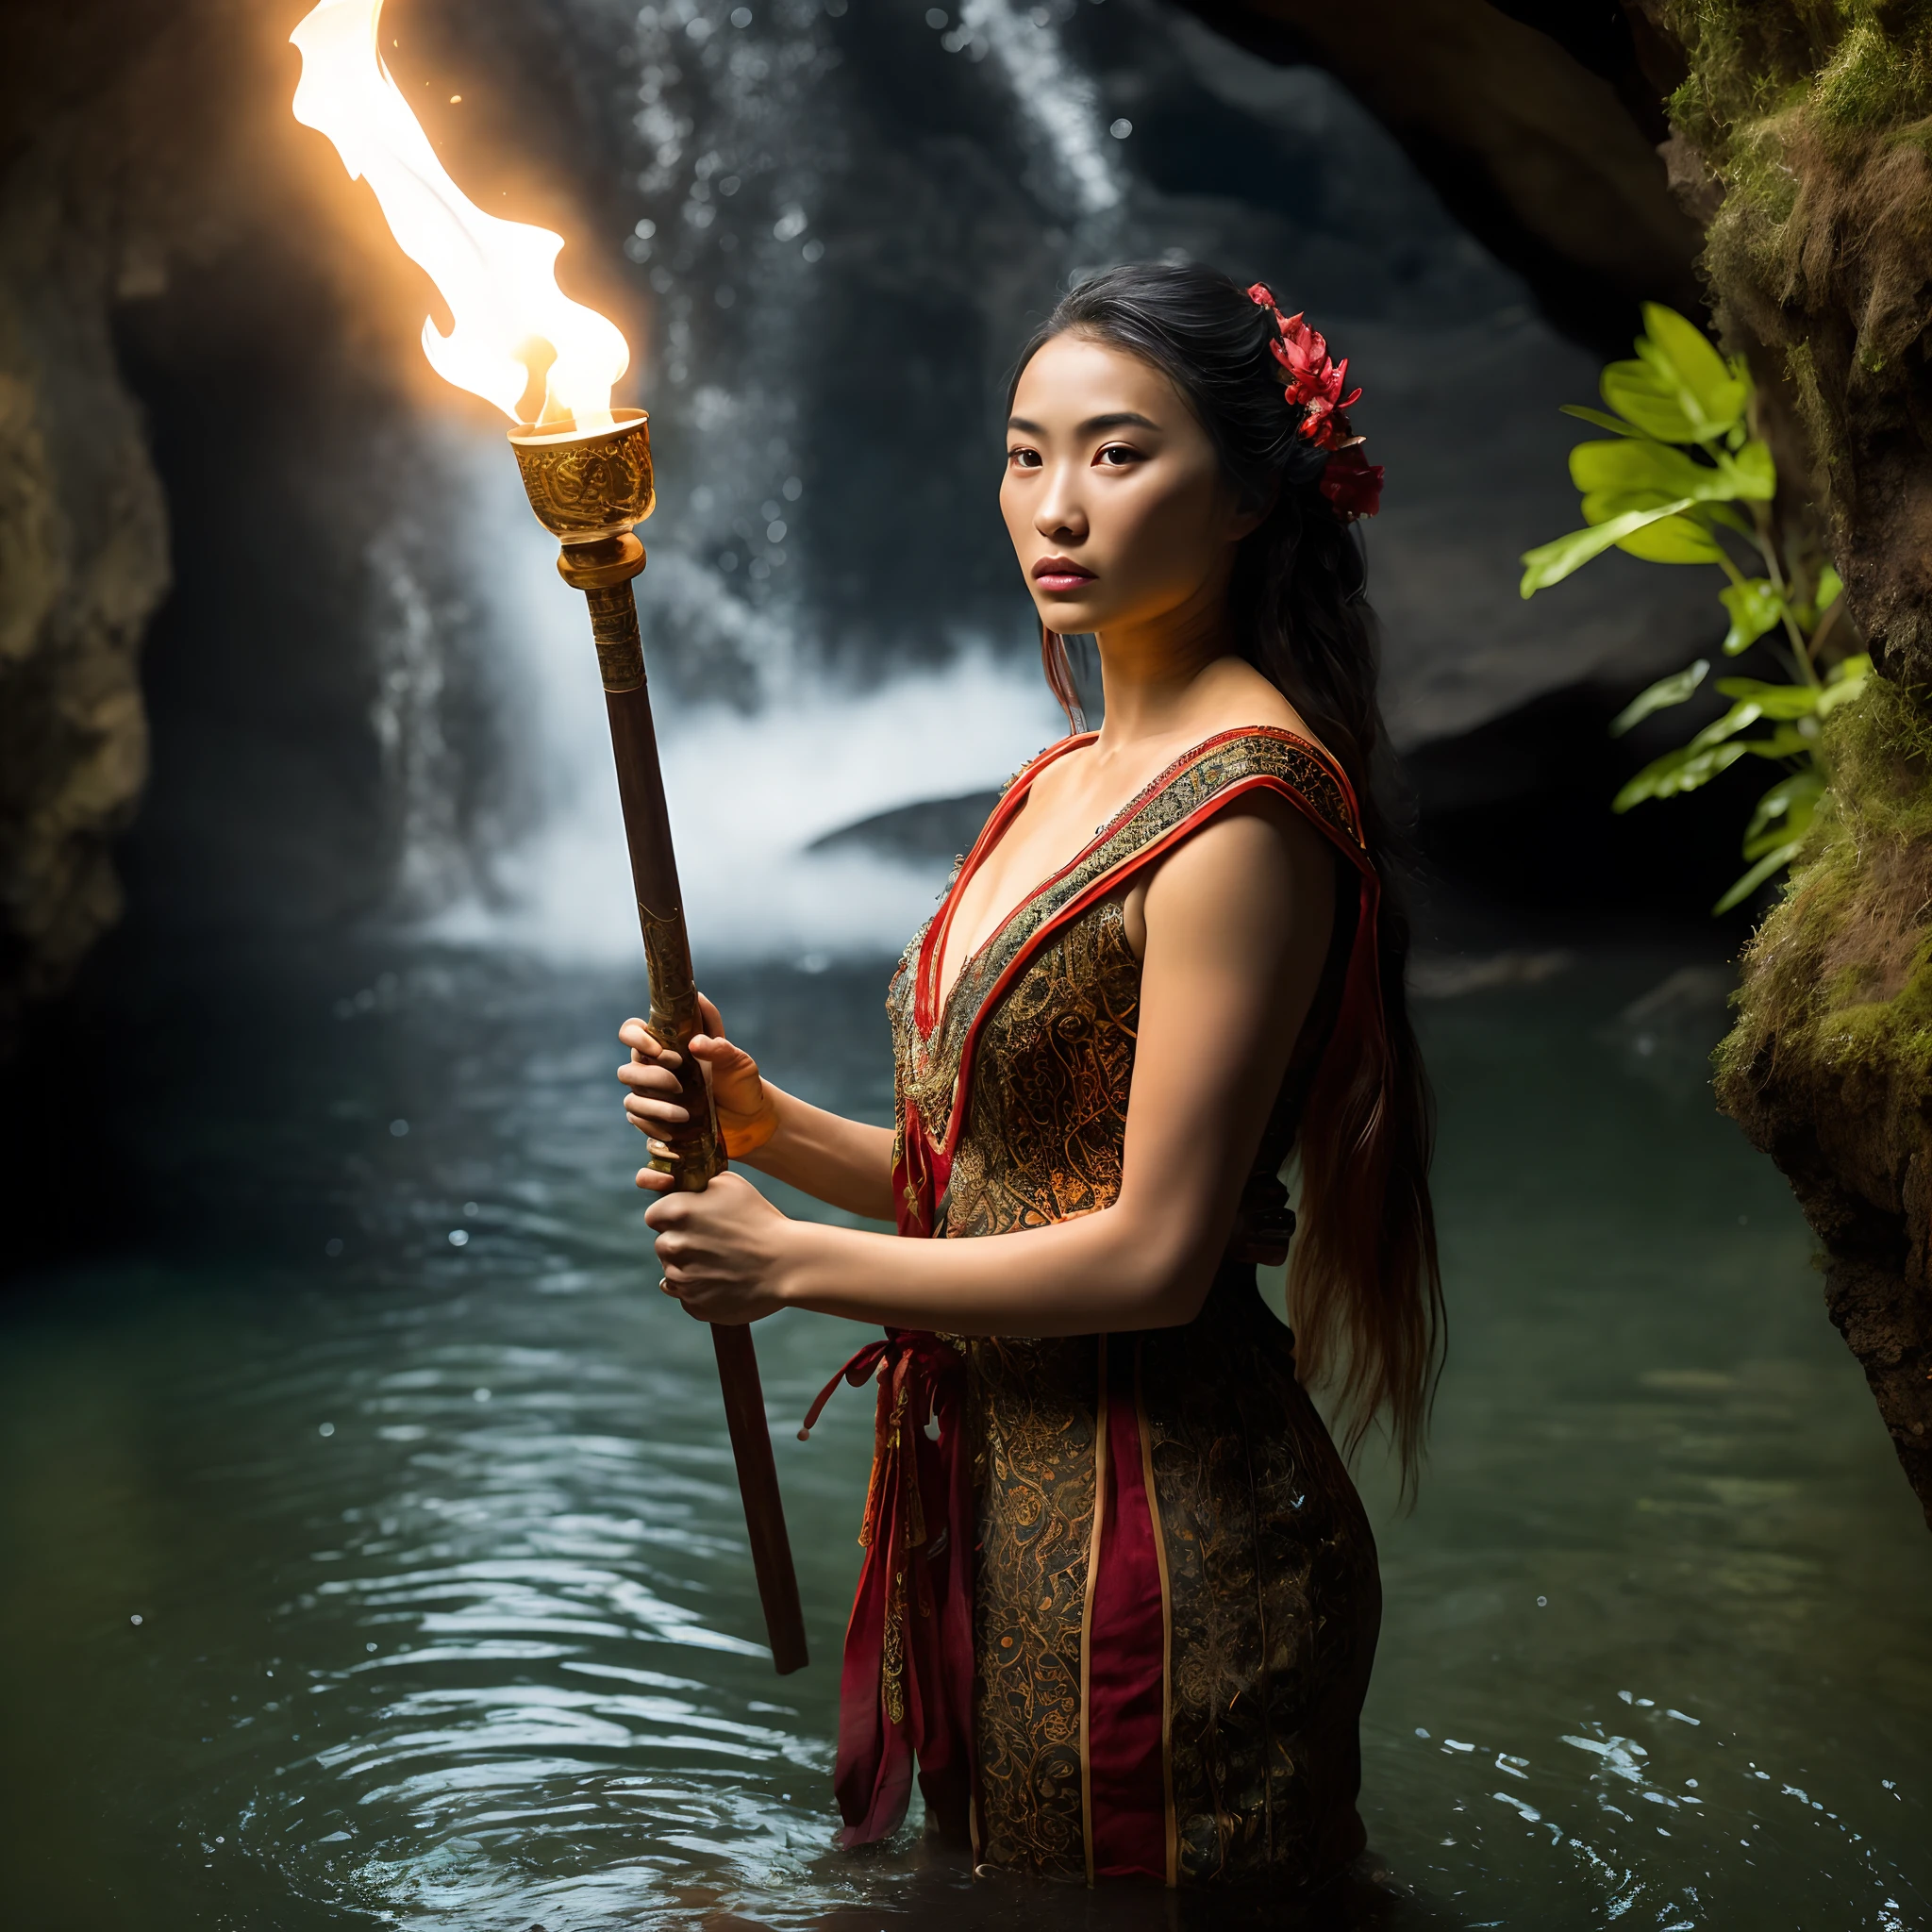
[1000,330,1257,642]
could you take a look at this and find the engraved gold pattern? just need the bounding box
[585,583,646,692]
[510,420,656,539]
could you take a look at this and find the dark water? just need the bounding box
[4,942,1929,1929]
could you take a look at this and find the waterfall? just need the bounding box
[405,0,1718,962]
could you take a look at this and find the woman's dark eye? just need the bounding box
[1007,447,1041,468]
[1097,444,1141,467]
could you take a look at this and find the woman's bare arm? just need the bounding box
[735,1088,896,1220]
[642,795,1337,1332]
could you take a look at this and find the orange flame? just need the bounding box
[291,0,628,429]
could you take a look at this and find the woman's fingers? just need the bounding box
[624,1101,690,1139]
[617,1058,684,1096]
[618,1016,679,1068]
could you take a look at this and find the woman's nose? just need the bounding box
[1034,464,1087,541]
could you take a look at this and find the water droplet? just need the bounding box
[463,1202,479,1216]
[318,1422,336,1438]
[1109,117,1133,139]
[325,1238,344,1258]
[129,1614,143,1626]
[473,1387,491,1403]
[389,1119,408,1138]
[366,1641,378,1652]
[1537,1595,1547,1607]
[448,1228,470,1248]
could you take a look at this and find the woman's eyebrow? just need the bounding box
[1005,411,1162,435]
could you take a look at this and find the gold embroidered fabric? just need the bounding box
[882,731,1381,1890]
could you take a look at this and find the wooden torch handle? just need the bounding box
[585,575,809,1677]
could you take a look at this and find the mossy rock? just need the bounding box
[1642,0,1932,682]
[1717,674,1932,1519]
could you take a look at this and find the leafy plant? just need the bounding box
[1520,304,1868,914]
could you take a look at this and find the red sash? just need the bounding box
[801,1109,970,1846]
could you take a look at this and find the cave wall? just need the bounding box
[0,7,175,1045]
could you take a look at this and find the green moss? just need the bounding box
[1812,21,1932,133]
[1719,675,1932,1098]
[1784,339,1830,464]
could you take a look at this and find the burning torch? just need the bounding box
[291,0,808,1674]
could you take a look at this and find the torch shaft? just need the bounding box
[584,572,809,1678]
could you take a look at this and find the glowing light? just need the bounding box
[291,0,627,427]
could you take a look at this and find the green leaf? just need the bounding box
[1571,435,1773,507]
[1720,578,1785,655]
[1612,740,1750,810]
[1713,841,1803,915]
[1601,359,1705,442]
[1571,439,1713,498]
[1575,485,1727,561]
[1519,497,1697,595]
[1741,770,1824,858]
[1559,404,1645,438]
[1817,563,1843,610]
[1637,303,1751,441]
[1710,677,1822,720]
[1610,659,1709,737]
[1689,698,1768,748]
[1741,724,1815,759]
[1715,440,1776,500]
[1816,652,1873,714]
[1613,513,1725,565]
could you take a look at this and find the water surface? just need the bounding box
[3,942,1927,1927]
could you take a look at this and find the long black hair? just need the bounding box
[1009,260,1443,1487]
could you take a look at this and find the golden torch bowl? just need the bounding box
[508,409,657,689]
[508,407,656,543]
[506,409,657,610]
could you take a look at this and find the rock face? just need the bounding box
[0,9,173,1042]
[1171,0,1705,348]
[1717,685,1932,1524]
[1630,1,1932,1526]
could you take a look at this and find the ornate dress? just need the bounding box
[806,727,1385,1892]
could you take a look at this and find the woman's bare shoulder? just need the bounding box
[1188,658,1332,762]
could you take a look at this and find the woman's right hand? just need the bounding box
[617,992,782,1169]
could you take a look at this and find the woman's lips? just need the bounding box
[1032,557,1095,592]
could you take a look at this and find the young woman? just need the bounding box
[616,262,1441,1894]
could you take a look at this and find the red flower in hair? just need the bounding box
[1270,312,1362,450]
[1245,282,1380,518]
[1318,441,1383,522]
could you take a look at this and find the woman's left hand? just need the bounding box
[643,1171,795,1324]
